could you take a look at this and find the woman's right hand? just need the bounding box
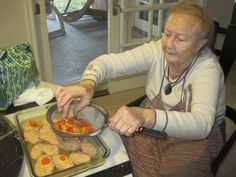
[55,80,96,117]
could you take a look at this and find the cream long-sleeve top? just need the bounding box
[82,40,226,140]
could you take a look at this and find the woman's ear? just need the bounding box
[195,38,208,53]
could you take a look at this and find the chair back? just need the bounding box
[211,22,236,177]
[213,23,236,79]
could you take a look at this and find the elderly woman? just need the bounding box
[56,2,225,177]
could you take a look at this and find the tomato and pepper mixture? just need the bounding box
[53,115,94,134]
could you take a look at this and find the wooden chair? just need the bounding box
[214,23,236,79]
[211,23,236,176]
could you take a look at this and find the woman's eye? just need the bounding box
[164,33,171,37]
[176,38,184,42]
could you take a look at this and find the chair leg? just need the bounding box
[212,130,236,175]
[48,5,65,39]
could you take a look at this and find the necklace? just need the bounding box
[164,55,198,95]
[164,66,187,95]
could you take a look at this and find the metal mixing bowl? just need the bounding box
[46,102,109,138]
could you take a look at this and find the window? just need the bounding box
[118,0,180,51]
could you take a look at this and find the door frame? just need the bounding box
[34,0,53,82]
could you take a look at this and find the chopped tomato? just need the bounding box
[53,116,94,134]
[84,126,94,133]
[28,120,37,127]
[66,127,73,132]
[73,127,82,133]
[59,155,66,161]
[66,118,74,125]
[41,157,50,165]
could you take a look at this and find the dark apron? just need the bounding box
[122,83,223,177]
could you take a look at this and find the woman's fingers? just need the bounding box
[73,98,90,115]
[119,123,137,136]
[55,86,63,97]
[56,87,68,107]
[109,106,143,136]
[55,83,95,117]
[61,101,71,118]
[55,87,64,105]
[56,86,79,112]
[109,115,138,136]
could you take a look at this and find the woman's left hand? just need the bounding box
[109,106,156,136]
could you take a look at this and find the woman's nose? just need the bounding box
[166,36,175,48]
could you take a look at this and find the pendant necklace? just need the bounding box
[164,66,187,95]
[164,55,198,95]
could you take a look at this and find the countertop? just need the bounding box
[6,111,132,177]
[2,81,134,177]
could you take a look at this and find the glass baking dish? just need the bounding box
[14,103,110,177]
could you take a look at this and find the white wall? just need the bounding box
[0,0,53,82]
[0,0,30,47]
[207,0,234,28]
[206,0,234,50]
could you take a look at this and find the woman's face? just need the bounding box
[161,13,207,67]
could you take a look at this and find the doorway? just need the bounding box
[47,0,108,84]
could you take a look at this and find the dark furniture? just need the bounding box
[214,23,236,79]
[62,0,107,22]
[211,23,236,176]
